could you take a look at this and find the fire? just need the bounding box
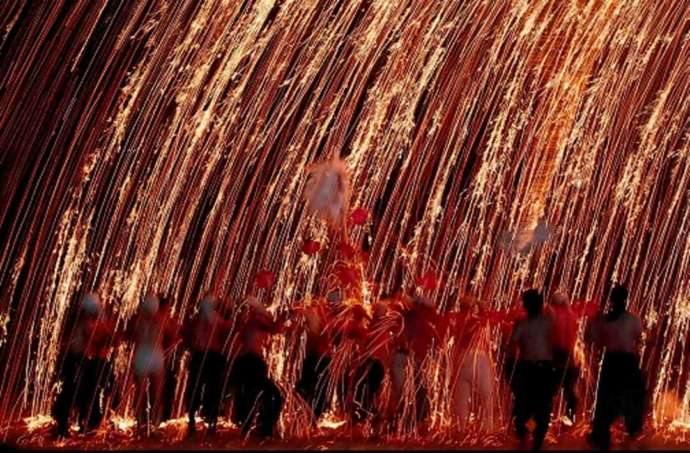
[23,415,53,432]
[1,0,690,445]
[317,411,348,431]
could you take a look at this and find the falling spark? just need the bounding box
[1,0,690,445]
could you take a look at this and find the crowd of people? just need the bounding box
[50,280,646,450]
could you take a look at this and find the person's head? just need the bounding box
[81,292,101,318]
[609,284,628,315]
[200,294,218,319]
[326,288,343,306]
[521,289,543,318]
[458,294,481,315]
[550,291,569,307]
[141,293,160,316]
[412,293,434,310]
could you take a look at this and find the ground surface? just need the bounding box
[3,417,690,450]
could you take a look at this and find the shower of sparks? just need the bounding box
[2,0,690,445]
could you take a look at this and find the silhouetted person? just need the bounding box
[350,300,389,427]
[127,294,167,436]
[182,294,232,435]
[389,293,440,431]
[509,289,556,451]
[547,292,579,424]
[446,296,495,434]
[295,294,335,423]
[330,300,379,426]
[585,284,644,450]
[228,297,285,438]
[52,293,115,437]
[158,296,181,422]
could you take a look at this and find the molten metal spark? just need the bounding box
[1,0,690,444]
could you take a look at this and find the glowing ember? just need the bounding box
[316,411,348,431]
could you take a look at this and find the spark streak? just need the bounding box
[1,0,690,441]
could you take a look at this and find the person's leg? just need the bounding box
[231,354,263,435]
[228,356,246,427]
[589,356,618,451]
[389,350,407,423]
[313,355,333,419]
[351,359,372,423]
[86,358,107,432]
[475,352,495,433]
[415,381,430,425]
[532,365,555,451]
[623,365,645,441]
[185,351,203,432]
[162,360,176,422]
[364,359,385,417]
[133,376,149,435]
[53,353,79,436]
[564,363,579,421]
[296,352,318,403]
[455,379,472,432]
[512,362,530,443]
[590,398,615,451]
[77,358,100,433]
[514,394,529,442]
[150,372,165,429]
[204,352,225,432]
[257,378,283,437]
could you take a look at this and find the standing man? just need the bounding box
[53,292,116,437]
[509,289,556,451]
[228,296,285,439]
[447,296,495,434]
[182,294,232,435]
[547,291,579,424]
[585,284,645,450]
[350,299,391,429]
[158,296,181,423]
[295,293,335,424]
[128,294,166,436]
[389,292,440,432]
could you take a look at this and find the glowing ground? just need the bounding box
[4,417,690,450]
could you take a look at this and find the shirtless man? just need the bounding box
[446,296,495,434]
[350,298,391,429]
[585,284,644,450]
[339,300,379,426]
[547,292,579,424]
[182,294,232,434]
[228,297,285,438]
[509,289,556,451]
[158,296,182,423]
[295,293,335,424]
[128,294,171,436]
[389,292,441,431]
[53,293,115,437]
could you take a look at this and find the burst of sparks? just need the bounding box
[1,0,690,445]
